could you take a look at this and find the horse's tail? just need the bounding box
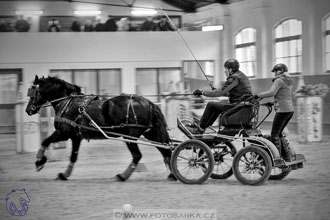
[144,101,170,144]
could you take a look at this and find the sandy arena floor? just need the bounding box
[1,133,330,220]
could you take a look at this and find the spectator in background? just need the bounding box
[84,20,93,32]
[117,17,130,31]
[0,19,7,32]
[48,19,61,32]
[15,15,30,32]
[157,17,174,31]
[71,20,81,32]
[94,19,104,31]
[104,15,117,31]
[140,16,156,31]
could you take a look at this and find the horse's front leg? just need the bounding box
[57,137,81,181]
[36,130,69,171]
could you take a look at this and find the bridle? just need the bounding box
[27,85,73,112]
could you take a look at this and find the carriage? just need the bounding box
[171,98,306,185]
[26,76,306,185]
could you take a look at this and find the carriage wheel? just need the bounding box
[170,139,214,184]
[209,141,236,179]
[269,167,291,180]
[233,145,272,185]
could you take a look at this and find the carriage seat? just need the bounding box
[219,104,254,129]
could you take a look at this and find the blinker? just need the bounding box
[27,87,36,97]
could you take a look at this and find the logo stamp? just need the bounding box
[5,188,30,216]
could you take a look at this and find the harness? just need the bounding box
[28,85,153,140]
[54,94,152,139]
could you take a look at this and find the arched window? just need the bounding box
[235,28,256,77]
[274,19,302,75]
[325,15,330,72]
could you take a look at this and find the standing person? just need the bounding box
[104,15,118,31]
[254,63,294,161]
[48,19,61,32]
[117,17,130,31]
[191,59,253,134]
[94,19,104,31]
[157,17,174,31]
[71,20,81,32]
[140,16,156,31]
[83,20,93,32]
[0,19,7,32]
[15,15,30,32]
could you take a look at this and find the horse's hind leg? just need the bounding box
[36,130,69,171]
[156,147,177,181]
[57,136,81,180]
[116,142,142,181]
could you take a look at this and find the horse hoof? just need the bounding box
[56,173,68,181]
[116,174,127,181]
[35,156,47,171]
[36,165,44,172]
[167,173,177,181]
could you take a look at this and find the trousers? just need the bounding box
[270,111,294,156]
[199,102,234,129]
[271,111,294,139]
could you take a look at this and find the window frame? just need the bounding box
[274,18,302,75]
[234,28,257,78]
[49,68,121,96]
[136,67,182,102]
[324,15,330,73]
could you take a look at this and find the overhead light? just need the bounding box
[74,10,101,16]
[202,25,224,32]
[131,9,157,16]
[15,10,43,15]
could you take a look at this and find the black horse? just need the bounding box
[25,75,176,181]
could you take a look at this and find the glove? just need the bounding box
[265,102,274,107]
[193,89,203,96]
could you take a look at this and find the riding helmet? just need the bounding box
[224,59,240,71]
[271,63,288,73]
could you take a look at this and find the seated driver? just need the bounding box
[191,59,253,134]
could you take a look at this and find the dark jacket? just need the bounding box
[157,20,174,31]
[15,19,30,32]
[140,21,156,31]
[226,70,253,103]
[104,18,118,31]
[203,70,253,104]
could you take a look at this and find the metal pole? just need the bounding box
[158,6,215,90]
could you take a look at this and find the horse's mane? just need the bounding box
[39,76,82,95]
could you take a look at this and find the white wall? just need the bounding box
[0,31,221,94]
[182,0,330,78]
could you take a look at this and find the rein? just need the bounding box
[35,95,87,110]
[39,96,73,109]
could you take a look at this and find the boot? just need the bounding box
[280,137,292,162]
[116,162,137,181]
[271,136,281,157]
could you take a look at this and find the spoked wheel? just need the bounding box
[269,167,291,180]
[210,141,236,179]
[233,145,272,185]
[170,139,214,184]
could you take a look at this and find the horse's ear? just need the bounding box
[34,75,39,83]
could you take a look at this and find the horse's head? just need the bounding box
[25,75,47,116]
[25,75,83,116]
